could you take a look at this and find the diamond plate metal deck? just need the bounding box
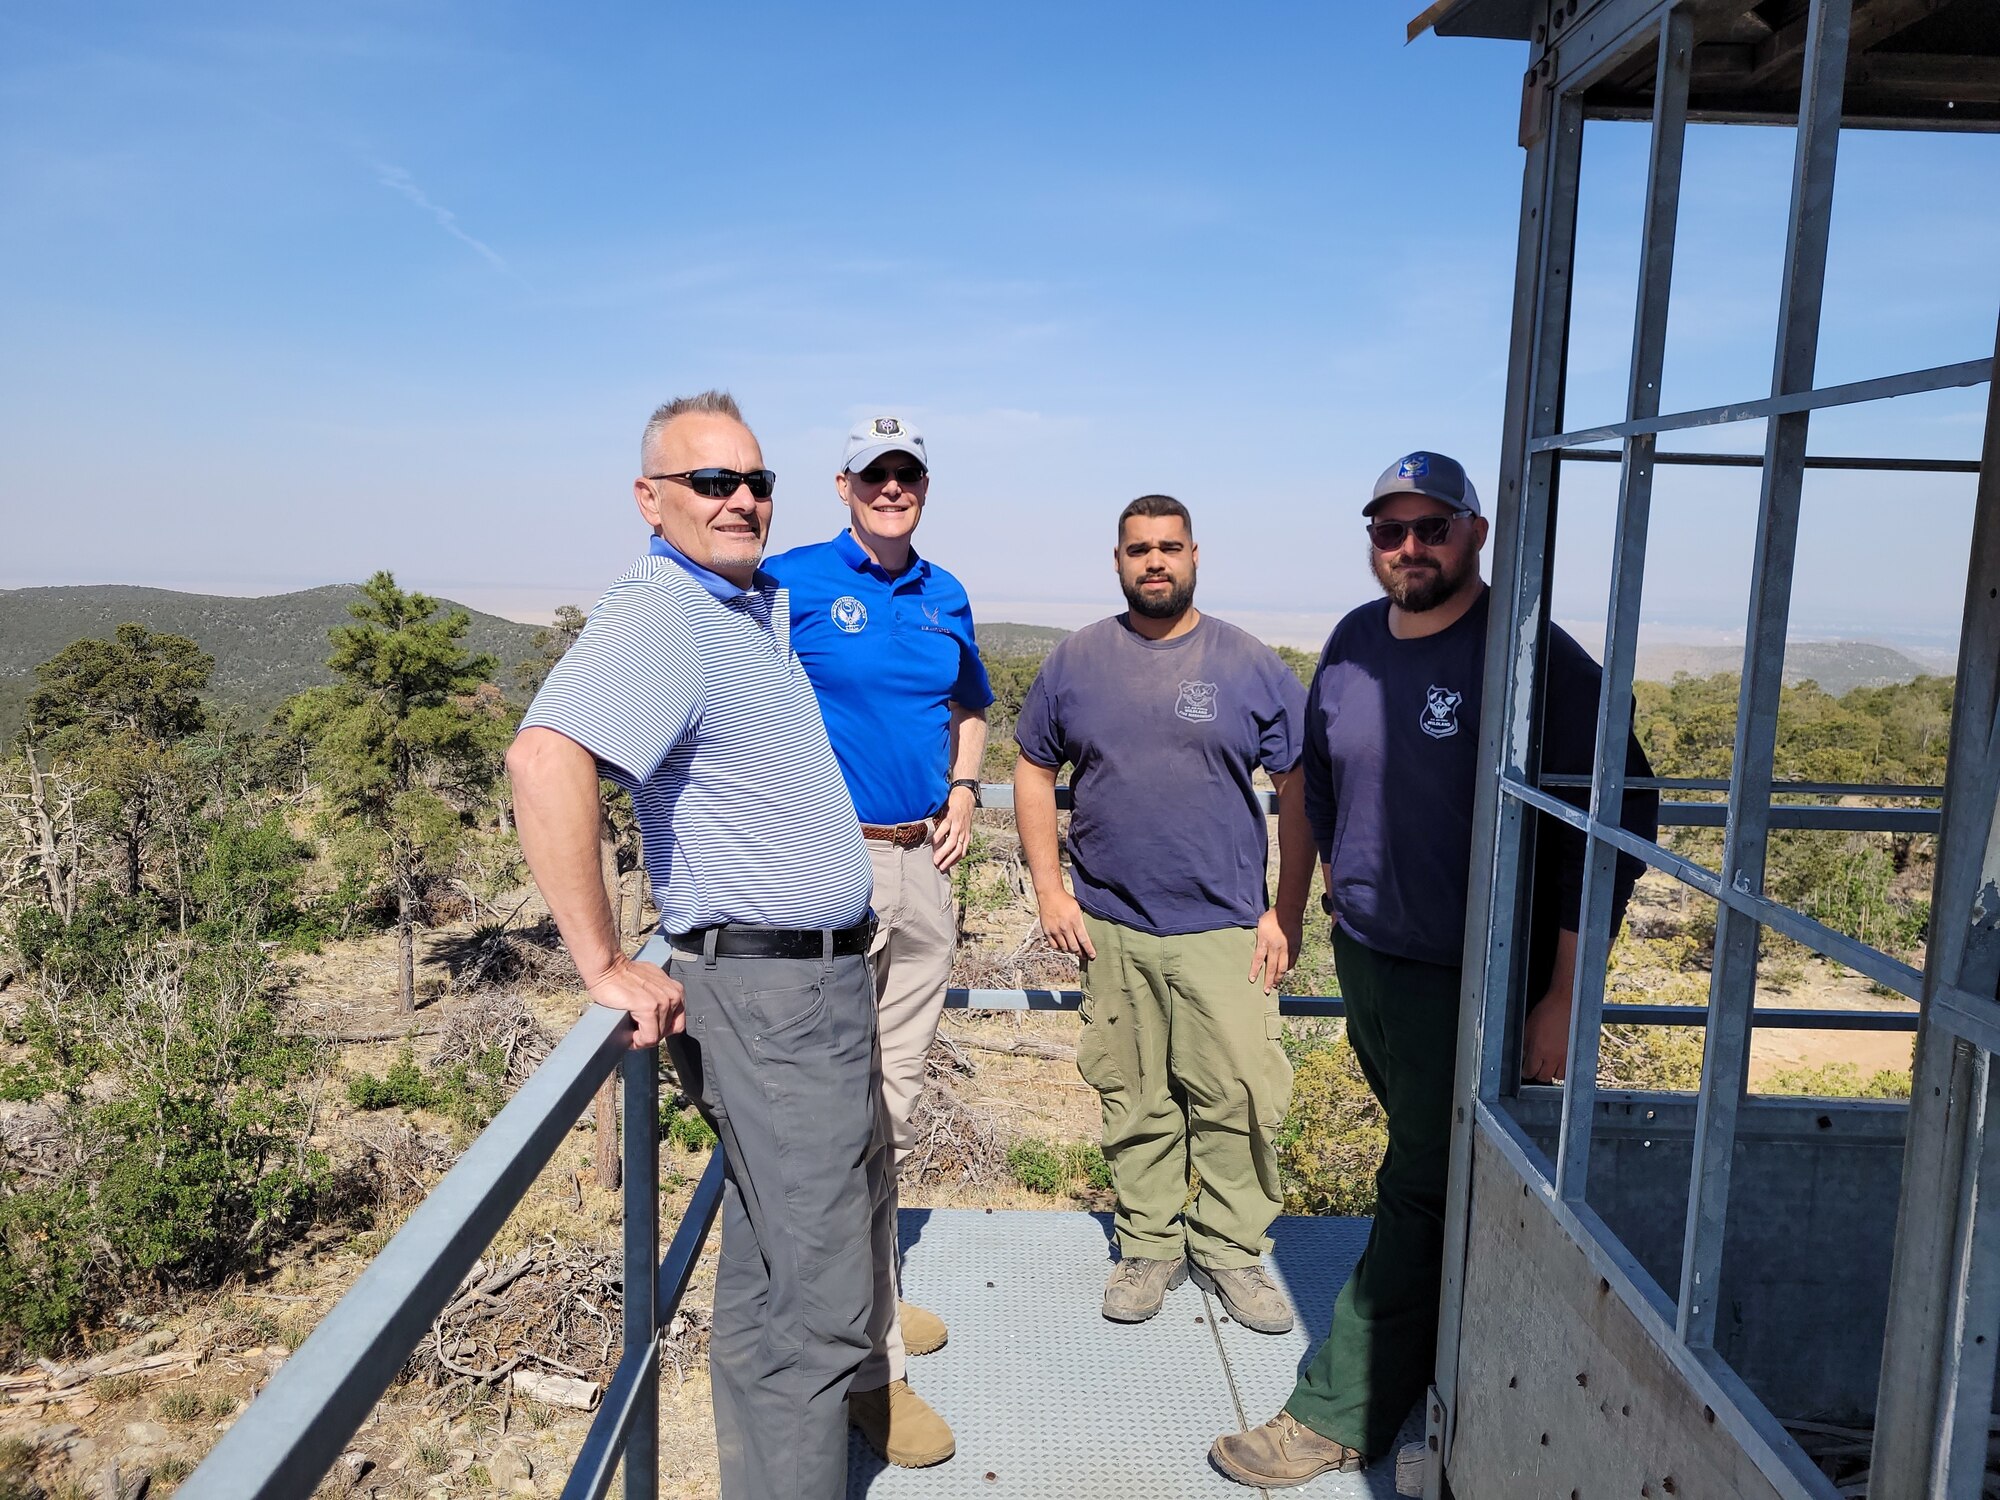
[846,1210,1421,1498]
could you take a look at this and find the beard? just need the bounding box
[1372,544,1477,612]
[1122,569,1197,620]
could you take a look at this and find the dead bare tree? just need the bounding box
[0,744,86,921]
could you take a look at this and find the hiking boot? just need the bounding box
[899,1298,947,1356]
[848,1379,955,1468]
[1101,1254,1187,1322]
[1210,1412,1365,1488]
[1190,1260,1294,1334]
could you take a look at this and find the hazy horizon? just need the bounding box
[0,574,1965,664]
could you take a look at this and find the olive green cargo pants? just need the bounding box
[1077,915,1294,1269]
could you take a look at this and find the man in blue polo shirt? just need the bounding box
[508,391,883,1500]
[763,414,991,1470]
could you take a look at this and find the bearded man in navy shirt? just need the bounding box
[762,415,991,1471]
[1015,494,1315,1339]
[1211,451,1657,1488]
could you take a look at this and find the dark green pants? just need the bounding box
[1285,927,1459,1458]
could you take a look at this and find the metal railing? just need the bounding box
[182,778,1922,1497]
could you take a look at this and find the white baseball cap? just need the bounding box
[842,415,929,473]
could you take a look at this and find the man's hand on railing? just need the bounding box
[1251,907,1299,995]
[1037,890,1097,961]
[583,953,685,1048]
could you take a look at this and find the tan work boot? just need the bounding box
[899,1298,947,1356]
[1101,1254,1187,1322]
[848,1378,956,1468]
[1210,1412,1365,1487]
[1190,1260,1295,1334]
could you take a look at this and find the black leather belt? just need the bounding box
[670,917,875,960]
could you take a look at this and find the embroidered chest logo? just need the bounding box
[830,597,869,634]
[921,602,942,627]
[1175,680,1218,723]
[1422,684,1463,739]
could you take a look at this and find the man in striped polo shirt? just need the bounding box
[508,391,884,1500]
[764,415,991,1470]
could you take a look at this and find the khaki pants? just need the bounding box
[1078,914,1294,1268]
[855,833,956,1388]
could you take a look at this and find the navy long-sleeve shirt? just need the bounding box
[1303,588,1657,974]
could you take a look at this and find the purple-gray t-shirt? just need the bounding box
[1014,612,1307,937]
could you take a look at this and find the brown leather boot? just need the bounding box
[1101,1254,1187,1322]
[848,1378,956,1468]
[1210,1412,1365,1487]
[899,1298,948,1355]
[1190,1261,1295,1334]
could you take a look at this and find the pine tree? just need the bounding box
[25,624,213,900]
[287,573,505,1010]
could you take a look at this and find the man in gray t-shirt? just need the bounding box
[1014,494,1313,1334]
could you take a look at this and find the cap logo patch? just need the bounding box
[873,417,902,436]
[831,597,869,635]
[1422,684,1463,739]
[1175,680,1218,723]
[1399,455,1430,480]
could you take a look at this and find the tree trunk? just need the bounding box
[594,1081,621,1189]
[122,819,143,900]
[398,891,417,1012]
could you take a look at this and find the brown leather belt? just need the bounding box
[860,820,932,849]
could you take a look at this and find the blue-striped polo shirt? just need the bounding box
[519,537,873,934]
[762,530,994,826]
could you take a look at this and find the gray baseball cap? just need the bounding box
[1365,450,1481,517]
[842,415,929,473]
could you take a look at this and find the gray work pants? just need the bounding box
[665,942,884,1500]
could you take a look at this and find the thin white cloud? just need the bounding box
[373,163,513,277]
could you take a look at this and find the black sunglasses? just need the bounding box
[1366,510,1470,551]
[853,462,927,486]
[648,468,776,499]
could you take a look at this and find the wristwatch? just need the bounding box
[1321,892,1336,916]
[949,778,982,806]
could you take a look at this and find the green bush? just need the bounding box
[347,1045,434,1112]
[663,1106,718,1153]
[1275,1031,1386,1218]
[1006,1138,1066,1195]
[0,1183,97,1357]
[1760,1061,1912,1099]
[346,1042,508,1131]
[1063,1139,1113,1191]
[0,939,331,1358]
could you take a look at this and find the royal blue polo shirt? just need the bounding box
[763,530,994,826]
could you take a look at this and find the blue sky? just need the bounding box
[2,2,1993,652]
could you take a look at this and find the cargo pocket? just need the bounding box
[1262,991,1292,1126]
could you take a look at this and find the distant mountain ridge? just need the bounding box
[1629,639,1943,698]
[0,585,544,740]
[0,586,1949,744]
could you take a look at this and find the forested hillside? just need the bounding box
[0,585,543,741]
[0,583,1949,1494]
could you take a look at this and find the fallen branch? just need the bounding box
[947,1033,1076,1062]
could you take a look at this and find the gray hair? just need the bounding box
[641,390,746,468]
